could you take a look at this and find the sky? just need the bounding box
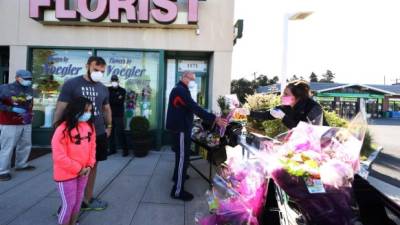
[232,0,400,85]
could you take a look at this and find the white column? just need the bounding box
[209,51,232,112]
[9,45,28,82]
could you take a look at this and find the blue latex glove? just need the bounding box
[11,107,27,114]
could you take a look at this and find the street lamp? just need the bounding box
[281,11,313,95]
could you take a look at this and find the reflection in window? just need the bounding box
[30,49,92,128]
[96,50,160,129]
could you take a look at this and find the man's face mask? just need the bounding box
[111,81,118,88]
[188,80,196,88]
[89,71,104,82]
[19,78,32,86]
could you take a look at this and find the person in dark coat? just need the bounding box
[250,80,327,129]
[166,71,227,201]
[108,75,129,156]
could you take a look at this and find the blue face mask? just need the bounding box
[78,112,92,122]
[20,79,32,86]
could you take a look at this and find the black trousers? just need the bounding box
[172,131,191,196]
[109,117,128,154]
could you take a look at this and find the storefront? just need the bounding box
[0,0,235,147]
[257,83,400,119]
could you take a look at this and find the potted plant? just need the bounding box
[130,116,153,157]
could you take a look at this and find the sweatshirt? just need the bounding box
[51,122,96,181]
[0,82,33,125]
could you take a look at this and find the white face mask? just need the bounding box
[90,71,104,82]
[188,81,196,88]
[111,82,118,88]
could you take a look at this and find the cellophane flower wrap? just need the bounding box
[265,112,367,225]
[196,156,269,225]
[217,95,248,137]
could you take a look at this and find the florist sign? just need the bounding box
[30,0,200,26]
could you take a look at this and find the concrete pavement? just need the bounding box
[0,151,211,225]
[368,119,400,188]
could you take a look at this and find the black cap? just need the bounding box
[111,75,119,81]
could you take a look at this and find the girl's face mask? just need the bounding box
[281,96,295,106]
[78,112,92,122]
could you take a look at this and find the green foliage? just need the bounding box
[320,70,335,83]
[231,78,256,104]
[310,72,319,82]
[323,110,349,128]
[231,75,279,104]
[245,94,288,137]
[130,116,150,138]
[360,131,374,159]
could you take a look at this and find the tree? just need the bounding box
[289,75,299,81]
[320,70,335,83]
[231,74,279,104]
[309,72,318,82]
[231,78,256,103]
[255,74,270,87]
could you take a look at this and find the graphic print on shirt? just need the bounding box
[81,87,99,116]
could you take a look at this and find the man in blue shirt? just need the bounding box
[166,71,227,201]
[0,70,35,181]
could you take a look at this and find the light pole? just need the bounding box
[281,11,313,95]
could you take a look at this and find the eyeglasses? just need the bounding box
[74,132,92,145]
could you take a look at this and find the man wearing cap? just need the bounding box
[0,70,35,181]
[108,75,129,156]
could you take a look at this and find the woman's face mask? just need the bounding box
[281,95,295,106]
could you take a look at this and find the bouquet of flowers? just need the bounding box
[265,112,368,225]
[196,156,269,225]
[217,95,248,137]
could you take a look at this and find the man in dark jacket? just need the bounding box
[0,70,35,181]
[166,71,227,201]
[108,75,129,156]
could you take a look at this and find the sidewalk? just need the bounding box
[0,150,211,225]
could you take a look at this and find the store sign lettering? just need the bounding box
[43,56,83,77]
[29,0,199,24]
[106,57,146,79]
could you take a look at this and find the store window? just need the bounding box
[31,48,92,128]
[389,99,400,112]
[96,50,160,129]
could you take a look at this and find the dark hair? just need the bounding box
[55,97,94,141]
[286,80,311,101]
[87,56,106,66]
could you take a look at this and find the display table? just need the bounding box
[189,138,220,187]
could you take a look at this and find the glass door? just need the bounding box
[176,60,209,108]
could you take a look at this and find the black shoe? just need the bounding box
[0,173,11,181]
[170,189,194,201]
[108,150,117,156]
[122,151,129,157]
[81,198,108,211]
[15,165,36,171]
[171,174,190,182]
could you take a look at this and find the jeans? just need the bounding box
[0,124,32,175]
